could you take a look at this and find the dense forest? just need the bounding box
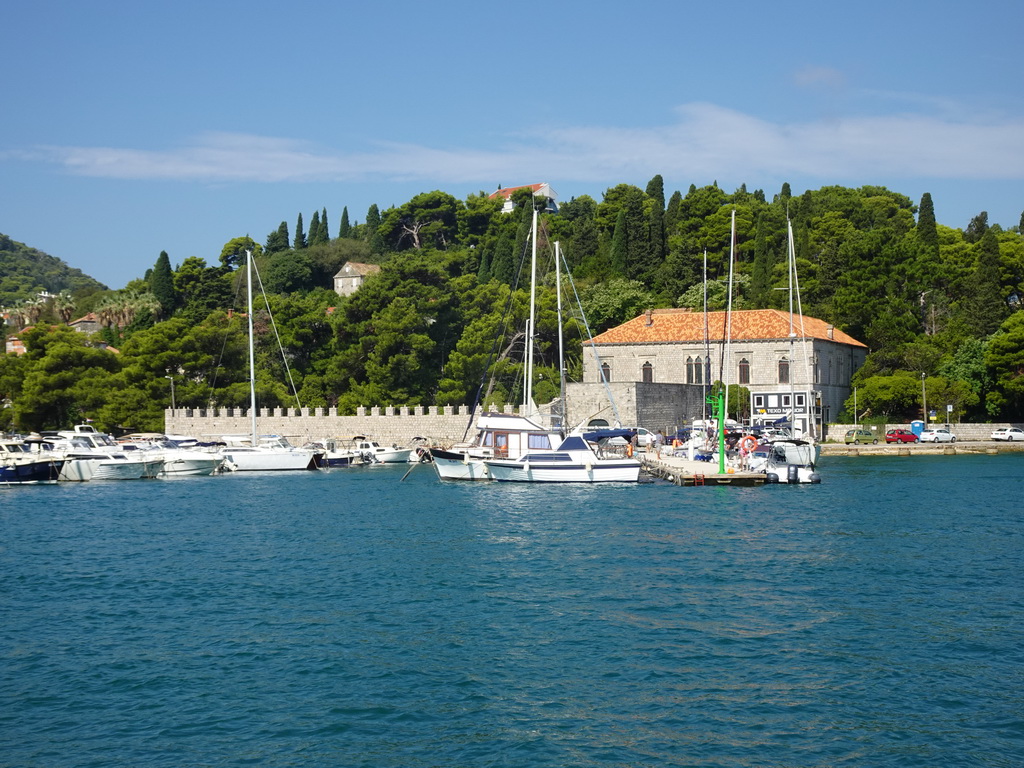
[2,177,1023,434]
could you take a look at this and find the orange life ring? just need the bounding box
[739,436,758,452]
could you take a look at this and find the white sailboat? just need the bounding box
[482,216,640,484]
[757,219,821,484]
[432,208,564,481]
[220,250,322,472]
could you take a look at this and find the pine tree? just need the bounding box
[149,250,177,317]
[320,208,330,242]
[610,210,628,277]
[969,228,1007,336]
[364,204,382,253]
[664,190,682,237]
[265,221,290,254]
[965,211,988,243]
[293,213,307,250]
[339,207,352,238]
[645,174,666,264]
[309,211,321,246]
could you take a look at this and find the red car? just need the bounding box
[885,429,919,444]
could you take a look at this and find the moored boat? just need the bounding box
[431,412,563,481]
[483,428,641,483]
[48,425,162,481]
[0,437,65,485]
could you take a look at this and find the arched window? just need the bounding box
[738,358,750,384]
[704,355,711,385]
[685,357,694,384]
[601,362,611,383]
[642,361,653,383]
[778,357,790,384]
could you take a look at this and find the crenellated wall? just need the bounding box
[164,403,526,447]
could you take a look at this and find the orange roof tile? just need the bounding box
[488,183,548,200]
[588,308,866,347]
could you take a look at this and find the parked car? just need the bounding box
[608,427,656,447]
[919,428,956,443]
[885,428,919,444]
[990,427,1024,441]
[845,428,878,445]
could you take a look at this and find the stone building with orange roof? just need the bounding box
[571,308,867,437]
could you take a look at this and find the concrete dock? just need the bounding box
[640,453,765,486]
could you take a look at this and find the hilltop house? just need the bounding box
[489,183,558,213]
[69,312,102,334]
[571,308,867,437]
[333,262,381,297]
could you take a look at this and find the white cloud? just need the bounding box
[20,103,1024,185]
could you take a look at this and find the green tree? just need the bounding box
[309,210,322,246]
[964,211,988,243]
[364,204,383,254]
[578,278,653,333]
[13,325,121,430]
[380,191,461,251]
[220,237,261,270]
[149,251,177,317]
[984,311,1024,417]
[338,207,351,238]
[967,228,1007,336]
[294,213,307,250]
[265,221,290,254]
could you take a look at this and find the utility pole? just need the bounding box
[921,372,927,423]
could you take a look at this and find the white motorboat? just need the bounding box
[0,437,65,484]
[220,434,322,472]
[431,412,563,480]
[49,425,162,481]
[351,436,413,464]
[483,428,641,483]
[118,433,224,476]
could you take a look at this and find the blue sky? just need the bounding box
[3,0,1022,290]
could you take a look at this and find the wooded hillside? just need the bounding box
[2,180,1023,433]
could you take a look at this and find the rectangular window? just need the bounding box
[782,395,791,407]
[754,395,764,408]
[528,433,552,450]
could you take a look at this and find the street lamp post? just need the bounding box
[165,375,176,411]
[921,372,927,423]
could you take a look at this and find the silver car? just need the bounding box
[919,428,956,443]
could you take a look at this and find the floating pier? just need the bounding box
[640,456,765,487]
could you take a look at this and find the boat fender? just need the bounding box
[740,436,758,452]
[765,472,779,483]
[787,464,800,484]
[523,461,530,473]
[809,472,822,484]
[585,463,592,472]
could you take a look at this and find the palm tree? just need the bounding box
[52,291,76,324]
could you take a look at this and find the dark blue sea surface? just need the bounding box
[2,455,1022,767]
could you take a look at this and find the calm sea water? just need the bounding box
[2,455,1022,767]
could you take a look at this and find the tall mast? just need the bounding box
[524,207,538,416]
[703,248,709,421]
[555,240,566,432]
[787,219,797,432]
[246,249,258,446]
[724,209,735,423]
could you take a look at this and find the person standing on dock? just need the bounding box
[654,430,665,459]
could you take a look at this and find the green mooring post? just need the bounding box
[706,391,726,475]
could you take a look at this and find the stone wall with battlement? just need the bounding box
[164,404,526,447]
